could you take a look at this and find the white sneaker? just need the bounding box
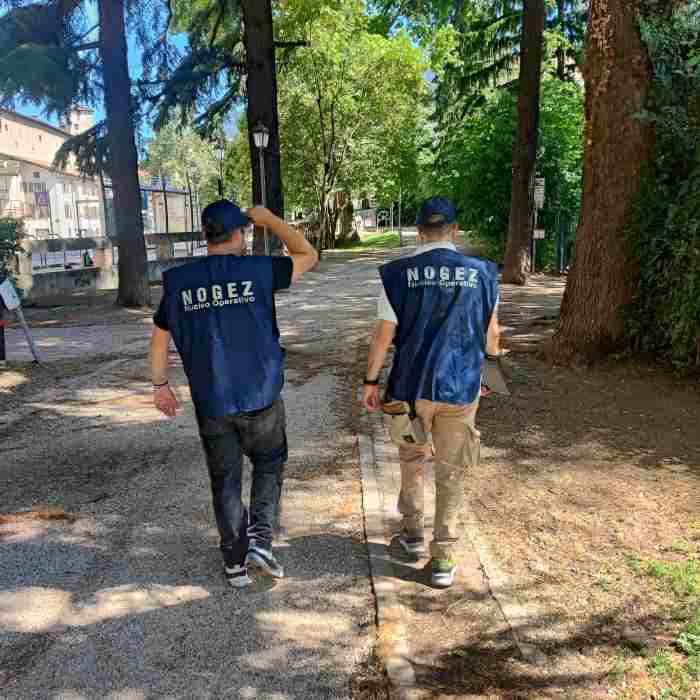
[224,564,252,588]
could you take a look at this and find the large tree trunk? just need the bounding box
[99,0,150,307]
[550,0,658,365]
[503,0,546,285]
[242,0,284,255]
[556,0,567,80]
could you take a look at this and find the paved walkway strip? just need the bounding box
[358,378,548,695]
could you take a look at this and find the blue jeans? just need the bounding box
[198,398,287,567]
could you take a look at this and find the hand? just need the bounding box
[245,206,273,227]
[154,385,179,418]
[362,384,381,412]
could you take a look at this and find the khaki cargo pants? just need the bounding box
[397,397,480,560]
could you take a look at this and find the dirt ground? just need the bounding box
[2,257,699,699]
[405,284,700,699]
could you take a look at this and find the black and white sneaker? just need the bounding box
[224,564,252,588]
[397,534,427,558]
[245,544,284,579]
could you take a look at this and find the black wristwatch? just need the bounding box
[363,378,380,386]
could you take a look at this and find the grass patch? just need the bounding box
[622,526,700,696]
[649,651,674,678]
[341,231,402,250]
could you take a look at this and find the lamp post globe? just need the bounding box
[252,122,270,150]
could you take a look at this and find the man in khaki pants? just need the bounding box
[363,197,500,588]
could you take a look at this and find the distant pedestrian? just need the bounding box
[149,202,318,587]
[362,197,501,588]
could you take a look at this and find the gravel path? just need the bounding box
[0,250,393,700]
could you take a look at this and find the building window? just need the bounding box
[33,172,40,179]
[0,176,10,193]
[65,204,73,219]
[38,135,42,142]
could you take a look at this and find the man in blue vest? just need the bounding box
[362,197,500,588]
[149,202,318,588]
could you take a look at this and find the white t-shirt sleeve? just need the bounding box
[377,286,398,324]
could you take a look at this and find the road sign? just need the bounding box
[533,228,546,240]
[0,278,21,310]
[534,178,545,209]
[0,278,41,363]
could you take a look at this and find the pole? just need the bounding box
[0,318,6,367]
[15,307,41,363]
[185,169,195,233]
[532,207,538,274]
[259,147,269,255]
[160,171,169,234]
[218,159,224,198]
[398,187,403,247]
[47,188,54,238]
[74,191,81,239]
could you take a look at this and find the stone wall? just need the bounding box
[18,257,201,303]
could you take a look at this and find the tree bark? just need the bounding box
[550,0,657,365]
[242,0,284,255]
[502,0,546,285]
[556,0,567,80]
[99,0,150,307]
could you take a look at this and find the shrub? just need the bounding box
[627,8,700,368]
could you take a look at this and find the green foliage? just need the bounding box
[0,3,96,115]
[275,0,429,219]
[372,1,587,130]
[154,0,246,133]
[222,118,252,205]
[0,218,24,277]
[434,77,583,264]
[627,7,700,368]
[143,122,220,205]
[678,610,700,657]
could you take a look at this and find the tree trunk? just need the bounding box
[242,0,284,255]
[550,0,657,365]
[556,0,567,80]
[502,0,546,285]
[99,0,150,307]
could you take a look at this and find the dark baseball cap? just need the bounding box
[201,200,251,242]
[416,197,457,228]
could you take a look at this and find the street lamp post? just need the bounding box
[217,135,226,199]
[252,122,270,255]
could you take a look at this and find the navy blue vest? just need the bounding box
[163,255,284,418]
[379,248,498,405]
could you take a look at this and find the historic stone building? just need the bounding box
[0,107,105,240]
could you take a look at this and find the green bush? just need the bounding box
[433,77,584,266]
[627,8,700,368]
[0,217,23,277]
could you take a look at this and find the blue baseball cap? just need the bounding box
[416,197,457,228]
[201,200,251,242]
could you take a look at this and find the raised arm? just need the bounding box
[246,206,318,281]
